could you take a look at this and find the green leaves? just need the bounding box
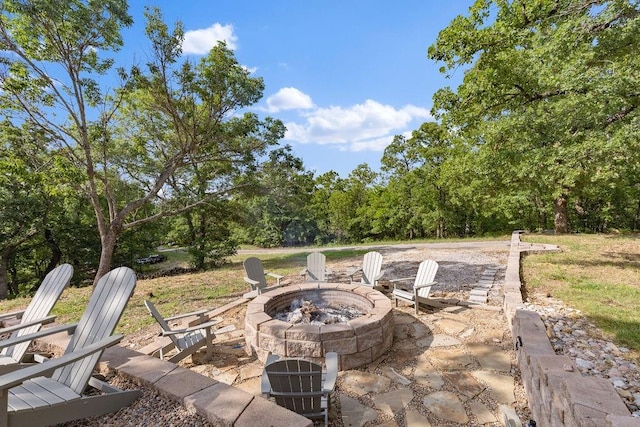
[428,0,640,232]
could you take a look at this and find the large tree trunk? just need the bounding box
[0,251,9,300]
[554,194,569,234]
[94,230,118,286]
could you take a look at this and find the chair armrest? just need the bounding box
[0,323,78,350]
[164,309,210,322]
[161,318,223,335]
[345,267,361,278]
[0,334,123,391]
[244,277,260,286]
[323,352,338,394]
[389,276,414,283]
[0,310,25,322]
[261,353,281,396]
[0,314,57,335]
[266,272,284,286]
[414,281,437,290]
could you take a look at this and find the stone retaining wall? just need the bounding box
[504,231,640,427]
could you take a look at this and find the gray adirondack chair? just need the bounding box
[243,257,289,298]
[261,352,338,427]
[144,300,236,363]
[0,266,140,427]
[345,251,385,288]
[391,260,439,314]
[0,263,73,371]
[300,252,332,282]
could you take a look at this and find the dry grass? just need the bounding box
[522,233,640,356]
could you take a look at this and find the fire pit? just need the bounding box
[245,283,394,370]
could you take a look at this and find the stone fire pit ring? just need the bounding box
[245,282,394,370]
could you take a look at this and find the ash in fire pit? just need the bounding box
[274,297,363,325]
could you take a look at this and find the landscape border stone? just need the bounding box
[504,230,640,427]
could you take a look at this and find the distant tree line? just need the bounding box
[1,0,638,298]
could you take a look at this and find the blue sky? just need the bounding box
[121,1,472,177]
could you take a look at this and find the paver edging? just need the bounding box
[505,230,640,427]
[33,326,314,427]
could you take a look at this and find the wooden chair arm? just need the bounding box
[414,281,437,290]
[389,276,414,283]
[244,277,260,286]
[164,309,209,322]
[0,310,25,322]
[0,323,78,350]
[345,267,361,278]
[0,315,57,335]
[0,334,123,390]
[323,352,338,394]
[161,318,223,335]
[261,353,281,396]
[266,272,285,286]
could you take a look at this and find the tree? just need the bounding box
[428,0,640,233]
[0,3,283,284]
[238,146,316,248]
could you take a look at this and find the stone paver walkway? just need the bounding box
[174,265,527,426]
[329,295,523,426]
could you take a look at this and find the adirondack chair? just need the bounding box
[0,266,140,427]
[0,263,73,371]
[261,352,338,427]
[243,257,290,298]
[391,260,439,314]
[144,300,236,363]
[345,251,385,288]
[300,252,332,282]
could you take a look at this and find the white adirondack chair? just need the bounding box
[243,257,289,298]
[345,251,385,288]
[144,300,236,363]
[391,260,439,314]
[0,266,140,427]
[300,252,332,282]
[0,263,73,371]
[261,352,338,427]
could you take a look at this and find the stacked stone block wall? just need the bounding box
[504,231,640,427]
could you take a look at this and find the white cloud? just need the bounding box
[264,87,314,113]
[284,99,432,152]
[182,23,237,54]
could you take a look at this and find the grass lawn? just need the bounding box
[0,248,374,337]
[522,233,640,360]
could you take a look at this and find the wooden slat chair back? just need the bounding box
[243,257,268,290]
[346,251,384,288]
[51,266,137,394]
[391,260,439,314]
[0,263,73,365]
[267,359,324,418]
[0,266,139,426]
[262,352,338,426]
[301,252,329,282]
[361,251,383,286]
